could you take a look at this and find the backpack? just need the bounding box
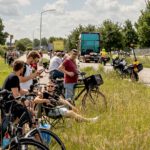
[22,63,27,77]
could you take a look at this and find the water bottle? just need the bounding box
[2,132,10,149]
[39,122,51,144]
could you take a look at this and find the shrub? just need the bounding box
[0,45,7,57]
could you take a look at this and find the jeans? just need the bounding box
[49,70,64,80]
[64,83,76,100]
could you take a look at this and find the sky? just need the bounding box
[0,0,147,41]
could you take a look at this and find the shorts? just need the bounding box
[48,106,68,117]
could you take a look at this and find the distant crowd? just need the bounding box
[4,50,21,66]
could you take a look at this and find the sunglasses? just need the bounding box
[47,85,55,88]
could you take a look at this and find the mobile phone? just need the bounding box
[38,69,44,74]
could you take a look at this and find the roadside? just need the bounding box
[18,54,150,86]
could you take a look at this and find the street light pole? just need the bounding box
[39,9,56,50]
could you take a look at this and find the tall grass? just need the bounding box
[0,57,12,86]
[126,56,150,68]
[53,65,150,150]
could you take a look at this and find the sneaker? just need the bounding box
[90,116,99,123]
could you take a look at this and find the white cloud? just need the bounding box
[0,0,31,16]
[2,0,147,40]
[43,0,69,13]
[17,0,31,6]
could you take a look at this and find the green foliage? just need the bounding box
[98,20,123,51]
[122,20,138,51]
[0,57,12,86]
[33,38,40,47]
[0,18,9,45]
[41,37,48,47]
[15,38,32,51]
[136,0,150,48]
[0,45,7,57]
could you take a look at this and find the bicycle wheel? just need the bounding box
[81,87,107,111]
[10,138,48,150]
[25,128,66,150]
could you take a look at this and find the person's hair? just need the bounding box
[27,51,40,59]
[71,49,78,53]
[13,60,24,72]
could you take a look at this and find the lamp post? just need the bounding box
[39,9,56,50]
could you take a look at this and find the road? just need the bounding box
[18,54,150,86]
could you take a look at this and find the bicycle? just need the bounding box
[74,73,107,111]
[0,89,48,150]
[0,89,66,150]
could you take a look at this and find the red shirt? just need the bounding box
[63,58,78,83]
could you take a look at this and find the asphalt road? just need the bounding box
[18,54,150,86]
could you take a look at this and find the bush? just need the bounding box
[0,45,7,57]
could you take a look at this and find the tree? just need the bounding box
[0,18,9,45]
[41,37,48,47]
[98,20,123,51]
[122,19,138,51]
[136,0,150,47]
[33,39,40,48]
[65,24,86,51]
[15,38,32,51]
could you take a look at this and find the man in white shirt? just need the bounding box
[49,51,64,80]
[19,51,41,90]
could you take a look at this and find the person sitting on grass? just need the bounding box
[34,82,99,122]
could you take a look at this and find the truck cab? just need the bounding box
[79,32,101,63]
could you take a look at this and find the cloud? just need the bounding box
[2,0,146,40]
[43,0,69,13]
[0,0,31,16]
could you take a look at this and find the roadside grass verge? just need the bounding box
[0,57,12,86]
[0,57,150,149]
[126,56,150,68]
[54,64,150,150]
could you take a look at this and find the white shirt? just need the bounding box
[20,64,33,90]
[49,56,62,71]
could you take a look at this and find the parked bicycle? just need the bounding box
[0,89,66,150]
[0,89,48,150]
[74,72,107,111]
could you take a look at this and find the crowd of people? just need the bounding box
[1,49,99,135]
[4,50,21,66]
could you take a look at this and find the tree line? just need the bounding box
[0,0,150,53]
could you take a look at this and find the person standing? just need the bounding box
[58,49,79,101]
[49,51,64,80]
[19,51,41,90]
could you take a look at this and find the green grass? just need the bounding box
[126,56,150,68]
[0,58,150,149]
[52,65,150,150]
[0,57,12,86]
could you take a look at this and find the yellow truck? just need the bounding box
[53,40,64,51]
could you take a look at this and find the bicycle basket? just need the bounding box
[83,74,103,89]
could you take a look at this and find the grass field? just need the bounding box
[126,56,150,68]
[0,57,150,149]
[0,57,12,86]
[53,66,150,150]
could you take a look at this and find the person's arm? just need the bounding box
[11,87,20,97]
[19,72,38,83]
[34,96,51,104]
[20,88,28,95]
[59,97,79,112]
[58,63,75,77]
